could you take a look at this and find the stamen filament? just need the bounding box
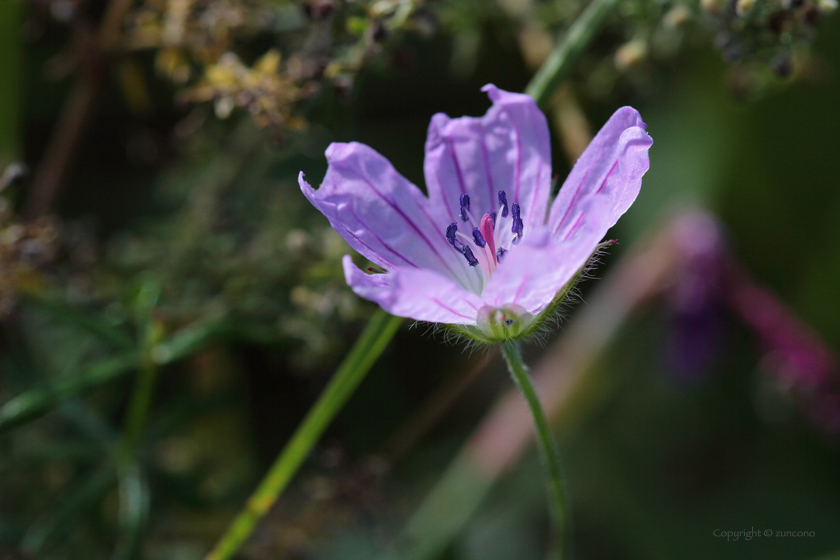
[443,189,525,292]
[456,232,493,277]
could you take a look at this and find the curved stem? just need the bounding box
[501,342,568,559]
[525,0,621,107]
[204,309,403,560]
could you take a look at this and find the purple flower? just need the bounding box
[299,85,652,341]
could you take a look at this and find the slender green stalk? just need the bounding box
[110,322,161,560]
[525,0,621,107]
[204,310,403,560]
[118,351,159,461]
[501,342,568,559]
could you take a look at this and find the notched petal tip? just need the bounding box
[426,113,452,142]
[343,255,391,294]
[480,83,538,110]
[612,106,648,131]
[480,83,500,99]
[298,170,322,209]
[298,170,311,191]
[549,105,652,240]
[324,141,368,164]
[341,253,360,284]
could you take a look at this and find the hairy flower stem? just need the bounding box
[501,341,568,559]
[526,0,621,107]
[204,310,403,560]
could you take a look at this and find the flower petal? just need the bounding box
[548,107,652,242]
[300,143,470,284]
[423,84,551,230]
[481,197,611,316]
[343,255,484,324]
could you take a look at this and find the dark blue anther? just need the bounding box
[511,203,523,240]
[446,221,480,266]
[459,194,471,222]
[446,222,459,247]
[462,246,479,267]
[472,227,486,248]
[498,191,509,218]
[496,247,507,262]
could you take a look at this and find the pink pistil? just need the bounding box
[480,213,497,263]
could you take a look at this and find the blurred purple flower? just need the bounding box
[659,209,840,432]
[728,266,840,432]
[665,212,727,382]
[300,85,652,340]
[730,269,835,391]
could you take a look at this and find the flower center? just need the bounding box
[444,190,524,290]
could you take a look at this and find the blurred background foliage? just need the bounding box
[1,0,840,558]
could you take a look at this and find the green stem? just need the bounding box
[501,342,568,559]
[117,346,159,461]
[525,0,621,107]
[110,325,160,560]
[204,309,403,560]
